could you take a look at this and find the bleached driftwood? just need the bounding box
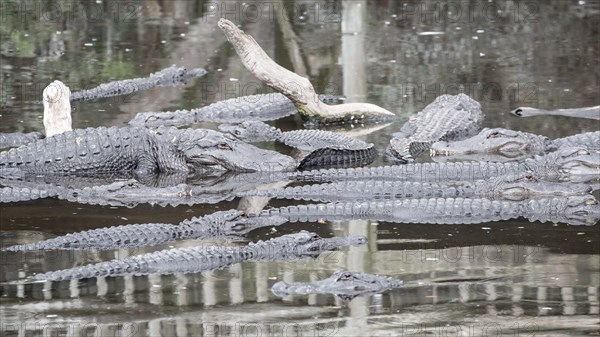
[43,80,72,137]
[217,18,396,124]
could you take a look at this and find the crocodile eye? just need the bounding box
[234,130,242,136]
[487,131,502,138]
[218,142,232,150]
[230,223,247,232]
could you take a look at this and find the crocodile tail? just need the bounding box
[34,258,145,281]
[387,138,432,163]
[33,245,250,280]
[1,187,52,203]
[2,222,195,251]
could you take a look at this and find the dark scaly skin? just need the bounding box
[297,147,377,170]
[70,65,207,102]
[0,126,297,177]
[129,94,345,127]
[387,93,484,163]
[0,127,186,176]
[0,132,44,150]
[2,210,288,251]
[32,231,367,280]
[271,269,403,300]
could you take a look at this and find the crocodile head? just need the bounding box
[175,129,297,172]
[271,269,403,300]
[208,213,289,237]
[548,195,600,226]
[482,175,593,201]
[218,121,282,142]
[430,128,554,162]
[541,147,600,183]
[283,231,367,258]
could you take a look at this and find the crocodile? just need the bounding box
[5,186,596,252]
[217,18,397,125]
[291,147,600,184]
[2,210,288,251]
[129,93,346,128]
[0,132,44,150]
[386,93,484,163]
[0,171,289,206]
[0,126,297,178]
[69,65,207,102]
[271,269,403,300]
[0,179,227,206]
[219,120,376,169]
[31,231,368,280]
[511,105,600,120]
[430,128,600,162]
[251,195,599,226]
[238,176,593,202]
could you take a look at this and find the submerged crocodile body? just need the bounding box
[0,132,44,150]
[239,176,592,202]
[219,120,376,169]
[271,269,403,300]
[292,148,600,184]
[0,179,227,206]
[0,171,283,206]
[252,195,599,226]
[0,126,296,178]
[3,210,287,251]
[6,192,597,252]
[129,94,345,127]
[32,231,367,280]
[70,65,207,102]
[511,105,600,120]
[431,129,600,162]
[386,94,484,163]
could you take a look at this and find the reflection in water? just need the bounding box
[0,0,599,336]
[1,241,598,336]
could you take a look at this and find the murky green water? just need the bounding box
[1,1,599,336]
